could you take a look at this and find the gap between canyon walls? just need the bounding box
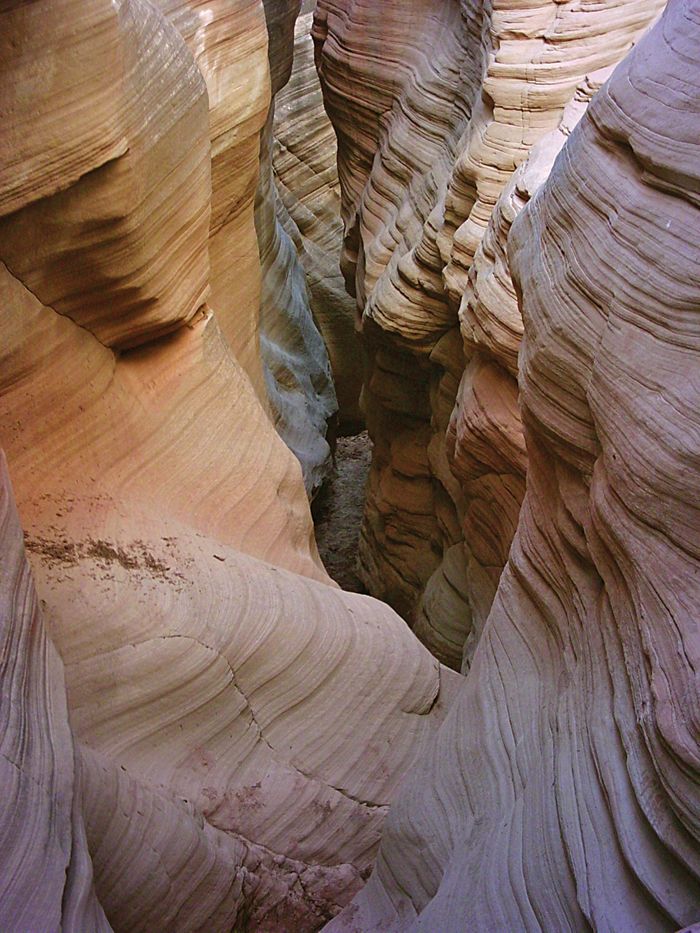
[311,0,670,674]
[268,0,373,589]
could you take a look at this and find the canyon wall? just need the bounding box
[315,0,664,668]
[0,1,458,928]
[325,1,700,929]
[0,456,109,932]
[273,3,363,434]
[258,0,339,494]
[2,0,699,930]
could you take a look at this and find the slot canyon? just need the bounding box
[0,0,698,930]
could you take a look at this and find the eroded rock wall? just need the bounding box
[257,0,339,495]
[315,0,663,667]
[0,1,458,928]
[273,4,363,434]
[326,2,700,929]
[0,456,110,933]
[162,0,338,496]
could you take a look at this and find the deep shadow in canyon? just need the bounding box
[312,431,371,593]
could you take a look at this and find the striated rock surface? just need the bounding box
[274,3,363,434]
[257,104,338,495]
[315,0,663,665]
[0,455,110,932]
[258,0,339,495]
[0,0,458,928]
[163,0,338,495]
[442,67,618,670]
[155,0,271,397]
[326,3,700,929]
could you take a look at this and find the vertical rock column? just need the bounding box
[257,0,338,496]
[273,4,364,435]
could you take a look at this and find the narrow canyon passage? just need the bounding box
[0,1,699,932]
[312,432,372,593]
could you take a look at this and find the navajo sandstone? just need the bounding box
[0,1,455,929]
[0,0,698,931]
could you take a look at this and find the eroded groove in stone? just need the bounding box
[273,4,364,436]
[325,3,700,928]
[315,0,664,668]
[0,1,459,928]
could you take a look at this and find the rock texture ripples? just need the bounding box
[324,3,700,929]
[0,1,458,928]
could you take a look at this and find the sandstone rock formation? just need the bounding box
[0,1,458,928]
[326,2,700,928]
[440,67,618,671]
[315,0,664,667]
[273,2,363,434]
[258,0,339,495]
[0,455,109,932]
[160,0,338,496]
[155,0,271,397]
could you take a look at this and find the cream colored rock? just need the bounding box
[445,70,614,668]
[257,105,338,495]
[327,4,700,928]
[157,0,337,493]
[0,454,110,932]
[256,0,338,495]
[274,6,363,433]
[0,0,458,927]
[315,0,662,666]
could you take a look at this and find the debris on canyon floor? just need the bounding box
[313,431,371,593]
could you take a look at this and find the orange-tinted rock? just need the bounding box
[0,1,458,927]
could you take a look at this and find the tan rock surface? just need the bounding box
[0,1,458,927]
[315,0,663,666]
[257,0,339,495]
[445,69,616,670]
[257,106,338,495]
[274,6,363,433]
[326,3,700,928]
[158,0,337,495]
[0,455,110,932]
[155,0,272,398]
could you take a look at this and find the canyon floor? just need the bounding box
[313,431,371,593]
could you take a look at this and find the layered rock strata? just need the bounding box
[257,106,338,495]
[258,0,339,495]
[0,1,458,928]
[274,4,363,434]
[327,3,700,928]
[0,456,109,933]
[438,66,619,671]
[155,0,271,397]
[162,0,338,495]
[315,0,663,666]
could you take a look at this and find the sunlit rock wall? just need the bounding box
[326,2,700,929]
[0,1,458,928]
[315,0,663,666]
